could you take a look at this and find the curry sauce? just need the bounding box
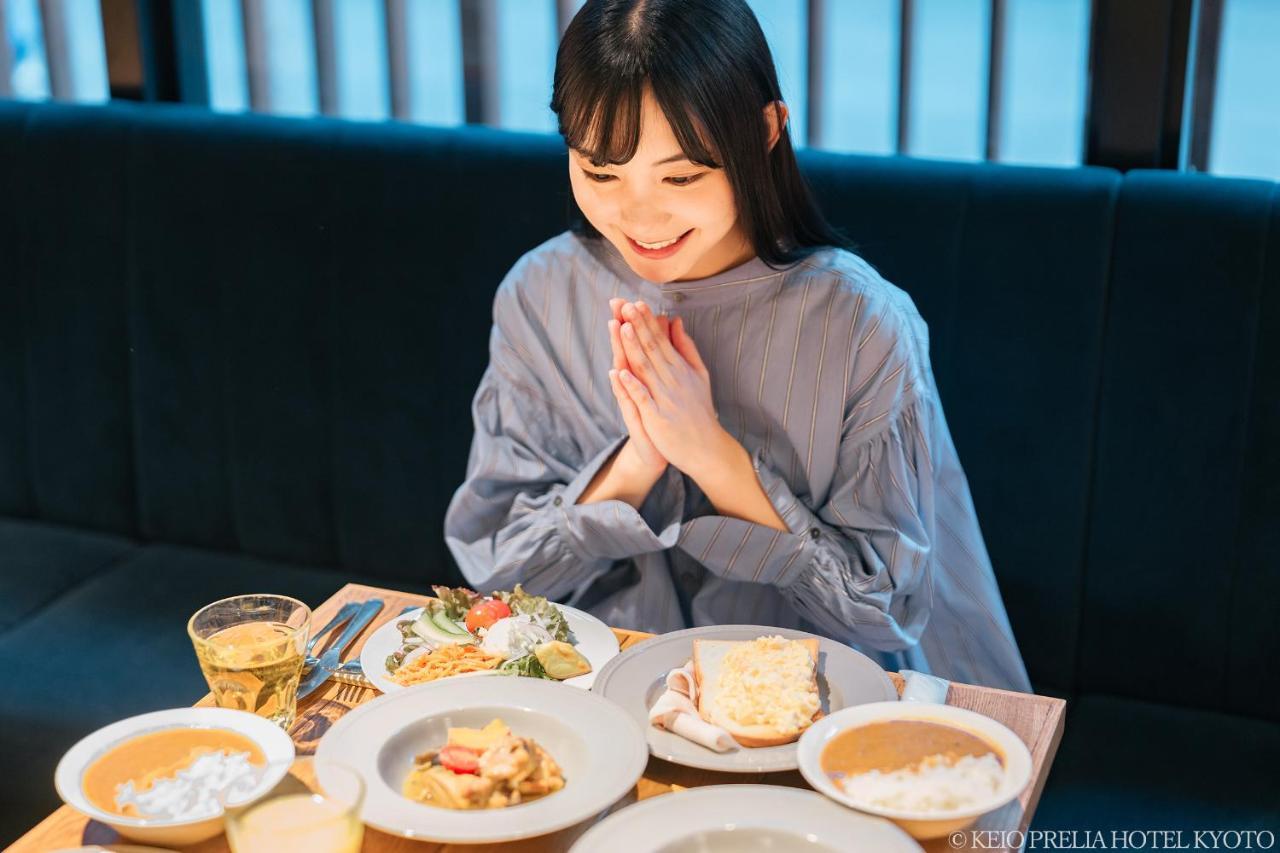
[82,727,265,816]
[820,720,1000,777]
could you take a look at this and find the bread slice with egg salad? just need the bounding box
[693,635,822,748]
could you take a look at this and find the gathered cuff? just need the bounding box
[555,437,685,561]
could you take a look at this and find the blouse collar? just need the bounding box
[575,231,800,308]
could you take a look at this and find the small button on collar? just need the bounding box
[553,496,564,507]
[808,527,821,540]
[670,291,686,302]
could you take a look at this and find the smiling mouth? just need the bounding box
[626,229,693,257]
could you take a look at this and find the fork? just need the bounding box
[325,604,423,690]
[302,602,416,671]
[303,602,359,666]
[334,680,365,704]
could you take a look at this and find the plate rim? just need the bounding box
[359,601,620,693]
[590,624,898,773]
[314,676,649,843]
[568,783,922,853]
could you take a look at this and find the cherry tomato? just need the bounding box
[438,745,480,774]
[465,598,512,633]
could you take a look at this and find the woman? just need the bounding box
[444,0,1031,692]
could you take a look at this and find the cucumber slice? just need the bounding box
[411,612,469,646]
[431,608,471,637]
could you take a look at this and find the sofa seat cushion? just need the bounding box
[1033,694,1280,831]
[0,543,364,844]
[0,518,136,634]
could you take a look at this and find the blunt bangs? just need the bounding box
[555,63,722,171]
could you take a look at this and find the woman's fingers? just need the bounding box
[616,368,656,416]
[608,368,642,426]
[608,319,627,372]
[610,300,676,387]
[671,316,708,377]
[620,321,666,388]
[621,303,676,386]
[624,302,679,365]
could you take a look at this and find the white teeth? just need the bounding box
[634,233,683,250]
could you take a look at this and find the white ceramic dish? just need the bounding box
[314,676,648,844]
[569,784,922,852]
[591,624,898,772]
[53,707,295,846]
[359,603,619,692]
[797,701,1033,840]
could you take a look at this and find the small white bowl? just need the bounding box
[54,707,295,846]
[797,701,1032,840]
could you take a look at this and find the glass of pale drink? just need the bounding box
[188,594,311,729]
[225,763,365,853]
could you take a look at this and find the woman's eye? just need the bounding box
[583,170,615,183]
[666,174,704,187]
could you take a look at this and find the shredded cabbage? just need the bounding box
[493,584,572,643]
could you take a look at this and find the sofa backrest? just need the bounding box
[1,100,1276,718]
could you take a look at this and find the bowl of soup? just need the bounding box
[796,701,1031,840]
[55,707,295,845]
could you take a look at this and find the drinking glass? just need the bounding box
[188,594,311,729]
[224,763,365,853]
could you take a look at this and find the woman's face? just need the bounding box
[569,88,779,283]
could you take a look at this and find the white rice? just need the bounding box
[835,752,1004,813]
[114,749,265,821]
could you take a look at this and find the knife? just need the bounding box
[303,602,360,665]
[326,604,425,688]
[296,598,383,701]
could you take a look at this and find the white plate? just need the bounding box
[591,624,899,773]
[360,604,619,693]
[314,676,648,844]
[53,707,295,847]
[797,701,1033,839]
[569,784,922,852]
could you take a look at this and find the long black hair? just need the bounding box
[551,0,856,268]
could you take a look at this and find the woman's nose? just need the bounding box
[619,197,670,228]
[616,180,670,224]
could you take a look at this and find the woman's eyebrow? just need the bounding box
[570,147,692,167]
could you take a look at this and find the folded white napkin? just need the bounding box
[647,660,737,753]
[899,668,951,704]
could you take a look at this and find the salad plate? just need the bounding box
[360,585,619,692]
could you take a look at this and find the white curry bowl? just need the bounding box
[54,707,295,846]
[796,701,1032,840]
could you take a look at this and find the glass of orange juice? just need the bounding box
[225,763,365,853]
[188,594,311,729]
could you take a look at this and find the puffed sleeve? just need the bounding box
[444,261,685,601]
[675,296,936,651]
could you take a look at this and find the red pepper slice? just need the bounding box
[438,745,480,775]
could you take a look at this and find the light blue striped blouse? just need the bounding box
[444,230,1032,692]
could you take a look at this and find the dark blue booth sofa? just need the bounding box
[1,100,1277,844]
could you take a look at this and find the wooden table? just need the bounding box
[13,583,1065,852]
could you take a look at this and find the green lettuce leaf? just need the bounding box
[498,653,553,680]
[431,585,480,620]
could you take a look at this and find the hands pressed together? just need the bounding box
[605,298,730,485]
[584,297,789,534]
